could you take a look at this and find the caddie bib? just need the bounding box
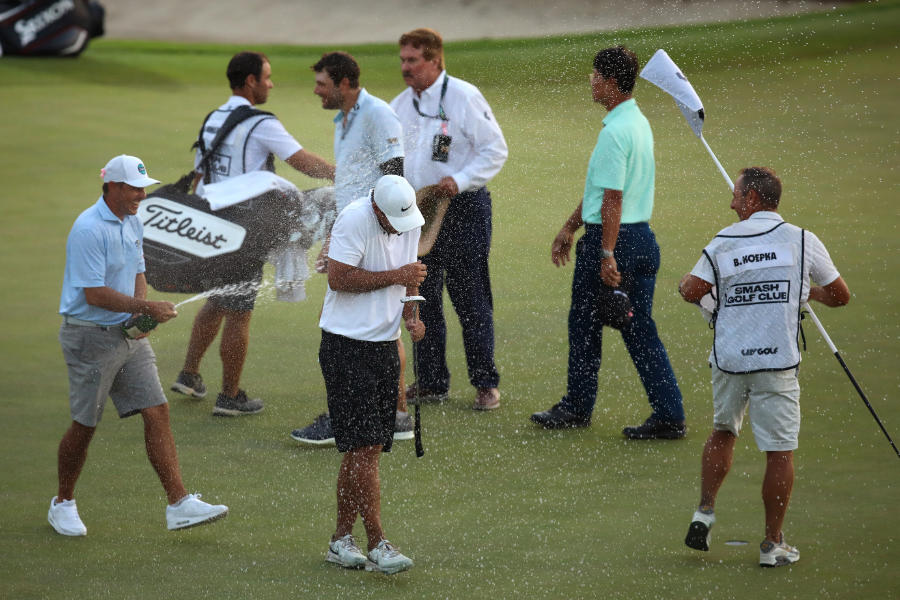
[703,221,805,373]
[198,108,275,183]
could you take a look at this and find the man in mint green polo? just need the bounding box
[531,46,685,439]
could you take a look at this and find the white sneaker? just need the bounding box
[48,496,87,536]
[326,534,367,569]
[759,534,800,567]
[365,539,413,574]
[166,493,228,530]
[684,509,715,551]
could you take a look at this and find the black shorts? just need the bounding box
[208,259,264,312]
[319,330,399,453]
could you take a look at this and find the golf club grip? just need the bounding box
[414,404,424,457]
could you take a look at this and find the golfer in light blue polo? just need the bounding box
[50,155,228,537]
[532,46,685,439]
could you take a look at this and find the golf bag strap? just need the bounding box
[191,105,274,185]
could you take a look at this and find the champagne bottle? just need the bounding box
[121,314,158,339]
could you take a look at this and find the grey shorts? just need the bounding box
[711,364,801,452]
[59,324,167,427]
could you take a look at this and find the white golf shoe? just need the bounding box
[166,493,228,530]
[365,539,413,574]
[48,496,87,536]
[326,534,367,568]
[759,534,799,567]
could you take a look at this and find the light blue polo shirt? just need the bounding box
[333,88,404,212]
[582,98,655,225]
[59,196,145,325]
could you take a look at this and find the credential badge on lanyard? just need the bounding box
[414,76,452,163]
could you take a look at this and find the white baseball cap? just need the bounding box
[101,155,160,188]
[373,175,424,233]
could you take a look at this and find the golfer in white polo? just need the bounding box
[318,175,425,574]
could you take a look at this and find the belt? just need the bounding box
[62,315,122,331]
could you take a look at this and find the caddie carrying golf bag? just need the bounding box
[0,0,104,57]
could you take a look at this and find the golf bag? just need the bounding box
[141,175,334,294]
[0,0,104,57]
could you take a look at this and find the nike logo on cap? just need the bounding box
[400,202,414,212]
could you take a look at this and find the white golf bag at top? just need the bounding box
[140,171,335,302]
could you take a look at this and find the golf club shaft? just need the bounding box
[411,302,424,457]
[803,303,838,354]
[804,305,899,459]
[700,135,734,191]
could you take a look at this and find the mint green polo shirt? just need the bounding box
[581,99,655,225]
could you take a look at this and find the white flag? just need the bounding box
[640,49,705,138]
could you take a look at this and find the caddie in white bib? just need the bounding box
[702,223,806,373]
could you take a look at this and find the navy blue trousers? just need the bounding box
[417,187,499,392]
[560,223,684,421]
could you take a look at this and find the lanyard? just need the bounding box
[339,102,360,141]
[412,75,449,128]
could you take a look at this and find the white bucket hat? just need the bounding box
[373,175,424,233]
[101,155,160,188]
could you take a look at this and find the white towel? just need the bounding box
[267,186,337,302]
[269,239,310,302]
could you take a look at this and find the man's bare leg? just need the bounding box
[56,421,96,501]
[699,430,737,509]
[334,445,384,550]
[142,403,187,505]
[182,300,225,375]
[219,309,252,398]
[762,450,794,543]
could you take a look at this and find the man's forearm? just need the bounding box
[84,286,153,315]
[600,192,622,252]
[401,286,420,320]
[134,273,148,301]
[563,202,584,234]
[328,266,402,293]
[286,149,335,181]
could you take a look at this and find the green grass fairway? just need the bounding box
[1,3,898,598]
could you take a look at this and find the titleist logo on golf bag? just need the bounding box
[138,199,246,259]
[741,347,779,356]
[14,0,74,45]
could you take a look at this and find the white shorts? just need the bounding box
[710,364,801,451]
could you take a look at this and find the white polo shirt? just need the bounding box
[319,197,420,342]
[390,71,507,192]
[333,88,404,213]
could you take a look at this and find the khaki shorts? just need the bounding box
[711,364,801,451]
[59,324,167,427]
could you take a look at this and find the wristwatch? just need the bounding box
[601,249,614,259]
